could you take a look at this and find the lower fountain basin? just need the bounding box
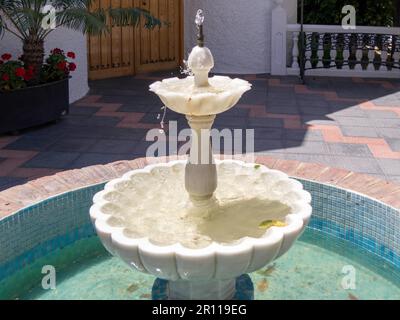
[90,160,312,299]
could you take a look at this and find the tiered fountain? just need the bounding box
[90,10,312,300]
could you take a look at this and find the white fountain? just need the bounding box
[90,10,312,300]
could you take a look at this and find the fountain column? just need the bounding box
[185,114,217,203]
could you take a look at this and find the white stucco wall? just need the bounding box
[0,28,89,103]
[184,0,297,74]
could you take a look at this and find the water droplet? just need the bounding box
[195,9,204,27]
[159,105,167,130]
[180,59,193,76]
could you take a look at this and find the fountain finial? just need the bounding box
[195,9,205,47]
[188,9,214,87]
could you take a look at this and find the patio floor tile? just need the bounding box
[341,126,379,138]
[284,141,330,155]
[372,119,400,128]
[282,153,339,168]
[68,106,98,116]
[68,153,134,169]
[214,116,248,128]
[332,116,372,127]
[377,159,400,176]
[283,129,324,141]
[248,118,284,128]
[365,110,398,119]
[327,143,373,157]
[379,128,400,140]
[88,139,139,154]
[386,139,400,152]
[0,177,27,189]
[48,138,98,153]
[5,136,59,151]
[266,106,299,114]
[0,73,399,191]
[332,156,384,175]
[254,139,285,153]
[329,107,367,117]
[299,106,330,115]
[254,128,283,140]
[23,152,80,169]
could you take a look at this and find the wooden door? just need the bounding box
[88,0,183,80]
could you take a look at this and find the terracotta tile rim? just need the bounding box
[0,155,399,219]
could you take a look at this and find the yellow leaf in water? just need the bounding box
[254,164,261,170]
[348,293,359,300]
[259,220,287,229]
[257,264,276,276]
[127,283,139,293]
[257,278,269,292]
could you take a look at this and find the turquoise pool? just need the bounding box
[0,179,399,300]
[1,229,399,300]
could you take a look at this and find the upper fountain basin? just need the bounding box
[149,76,252,116]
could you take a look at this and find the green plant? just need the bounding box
[299,0,396,27]
[0,0,161,81]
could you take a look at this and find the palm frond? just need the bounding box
[0,1,164,41]
[11,7,44,34]
[56,8,108,36]
[108,7,161,29]
[51,0,91,10]
[0,1,34,39]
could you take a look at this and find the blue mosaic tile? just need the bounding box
[0,179,399,282]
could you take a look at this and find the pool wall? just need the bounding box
[0,180,399,282]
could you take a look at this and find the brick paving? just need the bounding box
[0,72,399,192]
[1,155,400,219]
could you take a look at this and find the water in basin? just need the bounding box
[122,197,291,249]
[98,163,294,249]
[1,228,399,300]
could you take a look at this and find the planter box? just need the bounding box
[0,78,69,134]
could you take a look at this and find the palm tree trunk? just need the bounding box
[22,37,44,82]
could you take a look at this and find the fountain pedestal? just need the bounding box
[185,115,217,203]
[169,278,235,300]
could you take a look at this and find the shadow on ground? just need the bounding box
[0,70,399,190]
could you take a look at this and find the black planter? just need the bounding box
[0,78,69,134]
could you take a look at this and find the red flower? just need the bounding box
[52,48,63,55]
[67,52,76,59]
[1,53,12,61]
[2,74,10,81]
[24,67,34,81]
[68,62,77,72]
[57,61,67,71]
[15,67,26,78]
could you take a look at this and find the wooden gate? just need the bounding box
[88,0,183,80]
